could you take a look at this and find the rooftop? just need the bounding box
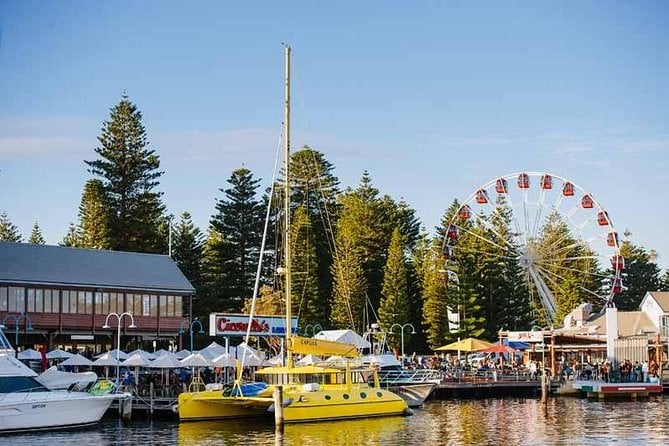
[0,242,194,293]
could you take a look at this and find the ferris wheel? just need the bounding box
[441,172,624,324]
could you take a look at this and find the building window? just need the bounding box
[111,293,123,314]
[150,295,158,317]
[44,289,57,313]
[133,294,142,317]
[69,290,77,313]
[8,287,25,313]
[95,292,106,315]
[167,295,175,316]
[35,289,44,313]
[174,296,183,317]
[0,287,7,311]
[27,288,36,312]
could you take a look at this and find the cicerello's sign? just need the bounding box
[208,313,298,337]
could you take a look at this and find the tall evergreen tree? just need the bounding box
[172,212,204,292]
[210,167,264,310]
[289,146,340,321]
[0,212,22,242]
[613,238,661,311]
[291,206,325,331]
[61,223,83,247]
[660,270,669,291]
[421,237,450,349]
[379,228,410,350]
[85,95,165,253]
[28,223,45,244]
[330,220,368,332]
[76,179,111,249]
[199,228,229,315]
[535,211,601,323]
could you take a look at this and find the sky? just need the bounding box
[0,1,668,268]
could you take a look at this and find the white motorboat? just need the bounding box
[0,328,126,433]
[362,354,441,407]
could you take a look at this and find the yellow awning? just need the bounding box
[287,335,359,358]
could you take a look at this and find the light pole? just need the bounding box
[532,325,549,401]
[303,323,322,337]
[2,313,34,349]
[389,323,416,362]
[103,312,137,385]
[178,318,204,352]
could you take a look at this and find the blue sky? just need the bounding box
[1,1,668,268]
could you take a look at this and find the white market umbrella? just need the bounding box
[18,348,43,361]
[60,353,94,367]
[149,354,183,369]
[153,349,172,357]
[47,349,74,360]
[92,353,122,366]
[123,353,152,367]
[127,349,156,361]
[180,353,213,368]
[95,349,128,360]
[175,349,191,359]
[211,353,236,368]
[200,341,226,359]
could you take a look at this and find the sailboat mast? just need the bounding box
[284,45,293,368]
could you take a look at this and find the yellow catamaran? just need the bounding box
[177,45,409,423]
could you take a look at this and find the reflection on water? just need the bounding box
[4,398,669,445]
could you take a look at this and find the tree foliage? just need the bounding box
[28,223,46,244]
[209,167,264,311]
[379,228,410,348]
[84,95,165,253]
[613,238,661,311]
[0,212,22,242]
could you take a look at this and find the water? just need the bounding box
[5,397,669,445]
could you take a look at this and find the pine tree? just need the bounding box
[613,239,661,311]
[289,146,340,321]
[172,212,204,292]
[536,211,601,323]
[61,223,83,247]
[199,228,229,315]
[660,270,669,291]
[28,223,46,244]
[291,206,325,331]
[330,221,368,332]
[421,238,450,348]
[0,212,22,242]
[76,179,111,249]
[379,228,410,349]
[210,167,264,310]
[85,95,165,253]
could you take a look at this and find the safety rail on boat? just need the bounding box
[376,368,443,385]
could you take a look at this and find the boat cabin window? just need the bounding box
[0,376,49,393]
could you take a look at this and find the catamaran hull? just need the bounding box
[275,388,410,423]
[0,392,117,433]
[177,391,273,421]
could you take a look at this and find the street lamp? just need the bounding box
[303,323,322,337]
[2,313,34,349]
[103,312,137,385]
[178,318,204,352]
[389,323,416,362]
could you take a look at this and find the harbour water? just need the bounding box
[5,397,669,445]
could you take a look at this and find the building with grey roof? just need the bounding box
[0,242,195,352]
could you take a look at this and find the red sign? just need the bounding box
[208,313,298,337]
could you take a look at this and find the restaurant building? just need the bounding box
[0,242,195,353]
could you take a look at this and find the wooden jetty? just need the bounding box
[569,379,663,399]
[432,376,559,399]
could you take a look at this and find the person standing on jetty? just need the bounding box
[529,360,537,380]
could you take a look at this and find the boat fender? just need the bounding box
[404,408,414,416]
[268,398,293,413]
[171,405,179,414]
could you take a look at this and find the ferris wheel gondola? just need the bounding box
[442,172,623,325]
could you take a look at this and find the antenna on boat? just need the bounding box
[284,44,293,369]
